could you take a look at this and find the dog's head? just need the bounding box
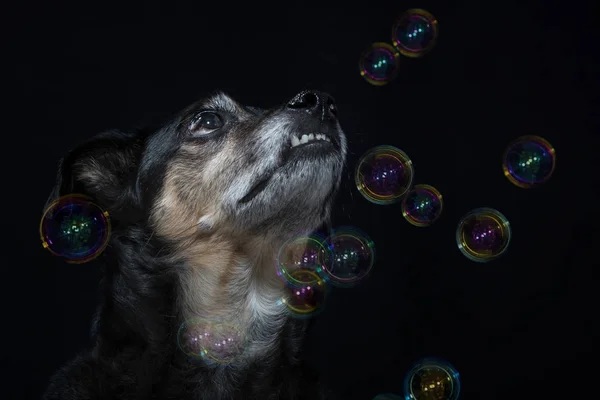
[47,90,347,260]
[151,90,347,242]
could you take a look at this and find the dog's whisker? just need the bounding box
[142,229,156,251]
[154,245,168,259]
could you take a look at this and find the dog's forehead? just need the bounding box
[193,92,266,116]
[203,92,245,114]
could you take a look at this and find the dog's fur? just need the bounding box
[43,90,347,400]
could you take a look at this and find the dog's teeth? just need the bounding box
[291,133,332,148]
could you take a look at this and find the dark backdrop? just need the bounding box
[6,0,597,399]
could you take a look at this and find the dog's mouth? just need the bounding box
[280,131,336,163]
[238,131,340,205]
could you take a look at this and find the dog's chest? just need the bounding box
[179,260,289,361]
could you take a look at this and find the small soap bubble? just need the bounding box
[355,145,414,205]
[392,9,439,58]
[503,135,556,188]
[456,208,511,263]
[323,227,375,288]
[281,269,328,318]
[177,318,244,365]
[401,184,443,227]
[276,232,331,286]
[40,194,111,263]
[359,42,400,86]
[372,394,402,400]
[404,358,461,400]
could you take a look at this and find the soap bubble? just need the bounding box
[456,208,511,262]
[177,318,244,365]
[401,184,443,227]
[355,145,414,205]
[404,358,461,400]
[276,232,331,286]
[503,135,556,188]
[323,227,375,288]
[392,9,439,58]
[281,269,328,319]
[40,194,111,263]
[359,42,401,86]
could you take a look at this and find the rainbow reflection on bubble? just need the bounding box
[323,227,375,288]
[176,318,245,365]
[401,184,443,227]
[281,269,328,319]
[40,194,111,264]
[456,208,511,263]
[359,42,400,86]
[276,232,331,286]
[403,358,461,400]
[503,135,556,188]
[392,9,439,58]
[355,145,414,205]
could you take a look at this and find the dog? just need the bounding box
[43,90,348,400]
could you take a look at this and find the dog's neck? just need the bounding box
[176,233,292,364]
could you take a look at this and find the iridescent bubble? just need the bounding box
[40,194,111,263]
[276,232,331,286]
[372,394,402,400]
[281,269,328,318]
[503,135,556,188]
[359,42,400,86]
[401,184,443,227]
[392,9,439,58]
[404,358,461,400]
[456,208,511,262]
[355,145,414,205]
[323,227,375,288]
[177,318,244,365]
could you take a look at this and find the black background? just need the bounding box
[6,0,598,399]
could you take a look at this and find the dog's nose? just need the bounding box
[287,90,337,120]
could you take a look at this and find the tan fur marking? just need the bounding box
[150,163,287,328]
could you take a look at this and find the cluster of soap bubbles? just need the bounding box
[373,358,461,400]
[275,228,376,318]
[360,9,439,86]
[355,145,444,226]
[355,135,555,263]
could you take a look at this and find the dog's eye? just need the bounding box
[191,112,224,135]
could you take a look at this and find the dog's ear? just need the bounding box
[45,129,144,214]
